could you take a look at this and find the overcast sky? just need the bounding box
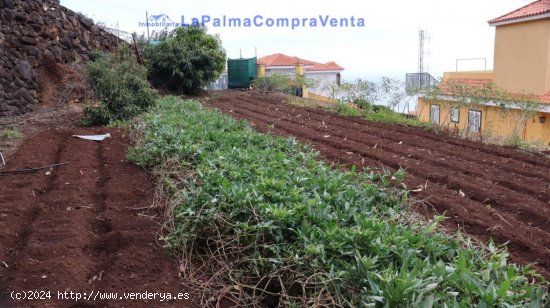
[60,0,530,81]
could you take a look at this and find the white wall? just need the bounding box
[306,72,339,97]
[264,68,342,98]
[265,68,295,77]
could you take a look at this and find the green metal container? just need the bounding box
[228,57,257,89]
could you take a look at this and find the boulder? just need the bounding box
[20,36,37,45]
[15,60,35,80]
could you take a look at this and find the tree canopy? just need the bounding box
[144,26,226,94]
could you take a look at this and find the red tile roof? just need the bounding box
[258,53,344,72]
[449,78,493,87]
[540,91,550,103]
[438,78,494,94]
[438,78,550,104]
[488,0,550,25]
[314,61,345,71]
[258,53,303,66]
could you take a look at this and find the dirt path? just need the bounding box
[0,124,195,307]
[207,90,550,279]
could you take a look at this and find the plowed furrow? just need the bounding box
[227,99,550,200]
[239,95,550,181]
[215,101,550,230]
[208,92,550,278]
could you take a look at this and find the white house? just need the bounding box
[257,53,344,98]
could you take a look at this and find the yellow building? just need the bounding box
[418,0,550,145]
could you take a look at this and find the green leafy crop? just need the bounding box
[129,96,548,307]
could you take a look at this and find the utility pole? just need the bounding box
[146,11,150,43]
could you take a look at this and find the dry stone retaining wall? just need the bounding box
[0,0,119,116]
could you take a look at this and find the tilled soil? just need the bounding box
[0,125,194,307]
[207,90,550,279]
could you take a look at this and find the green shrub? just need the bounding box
[143,26,226,94]
[363,105,432,128]
[82,48,158,126]
[253,75,317,97]
[335,101,363,116]
[0,128,23,139]
[252,74,290,93]
[129,96,548,307]
[354,98,373,110]
[372,104,393,113]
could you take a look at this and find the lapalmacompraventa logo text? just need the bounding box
[139,14,365,30]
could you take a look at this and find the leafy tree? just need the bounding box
[143,26,226,94]
[294,75,318,91]
[322,80,343,100]
[378,77,407,109]
[331,78,404,111]
[353,79,379,109]
[497,92,542,145]
[325,79,378,107]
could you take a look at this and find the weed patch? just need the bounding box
[363,105,432,128]
[0,128,23,140]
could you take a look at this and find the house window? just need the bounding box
[450,107,460,123]
[468,110,482,132]
[430,104,440,124]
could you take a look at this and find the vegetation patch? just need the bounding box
[253,75,315,96]
[129,96,548,307]
[362,105,432,128]
[0,128,23,140]
[322,77,431,128]
[327,100,431,128]
[333,101,363,117]
[82,48,158,126]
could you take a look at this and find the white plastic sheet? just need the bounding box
[72,133,111,141]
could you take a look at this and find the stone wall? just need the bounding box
[0,0,119,116]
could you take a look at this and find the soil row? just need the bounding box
[0,128,194,307]
[207,91,550,278]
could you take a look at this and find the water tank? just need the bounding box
[227,57,257,89]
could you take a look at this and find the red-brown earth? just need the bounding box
[207,90,550,279]
[0,111,196,307]
[1,88,548,308]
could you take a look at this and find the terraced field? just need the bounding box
[208,90,550,278]
[0,125,193,307]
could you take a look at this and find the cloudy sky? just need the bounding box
[60,0,530,81]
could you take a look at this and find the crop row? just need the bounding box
[128,97,548,307]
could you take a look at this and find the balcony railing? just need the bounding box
[405,73,439,94]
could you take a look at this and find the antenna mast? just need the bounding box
[418,29,425,74]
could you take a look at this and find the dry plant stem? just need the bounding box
[0,162,69,176]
